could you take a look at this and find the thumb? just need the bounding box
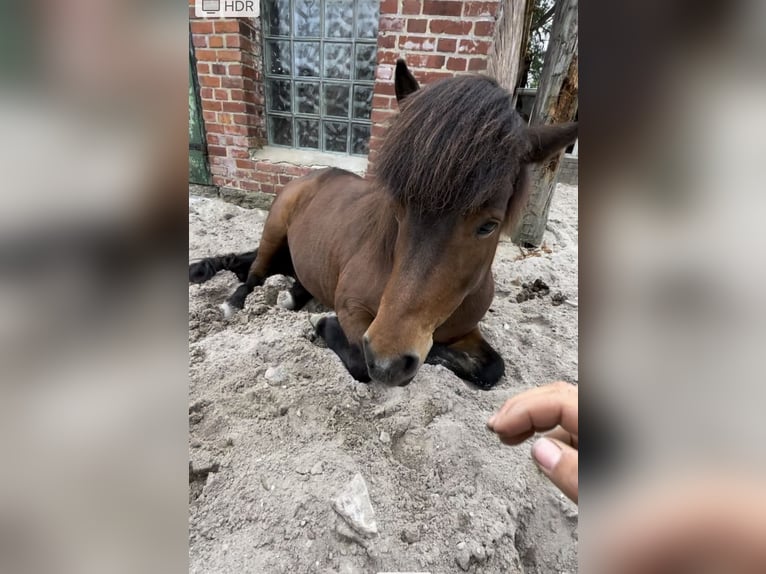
[532,437,578,503]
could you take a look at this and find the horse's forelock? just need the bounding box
[375,75,528,216]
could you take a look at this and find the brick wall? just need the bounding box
[367,0,500,171]
[189,0,500,195]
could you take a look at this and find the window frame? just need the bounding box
[261,0,378,157]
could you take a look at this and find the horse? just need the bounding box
[190,59,577,389]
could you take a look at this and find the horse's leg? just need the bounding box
[189,250,258,284]
[278,280,313,311]
[426,327,505,389]
[314,315,371,382]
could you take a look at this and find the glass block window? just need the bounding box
[262,0,379,156]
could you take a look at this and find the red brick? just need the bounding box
[380,0,398,13]
[419,70,453,82]
[458,39,492,55]
[379,17,405,32]
[402,0,421,14]
[371,109,396,123]
[446,57,467,71]
[213,89,228,100]
[278,174,293,185]
[225,34,241,48]
[206,123,225,134]
[201,100,222,112]
[372,94,395,109]
[398,35,437,51]
[463,1,499,17]
[207,145,226,157]
[230,89,245,102]
[200,87,214,99]
[222,76,244,89]
[190,21,213,34]
[224,124,248,135]
[473,20,495,37]
[407,19,427,33]
[284,165,308,176]
[437,38,457,52]
[194,49,217,62]
[229,64,243,76]
[377,50,399,65]
[423,1,462,16]
[230,148,251,159]
[199,75,221,88]
[202,110,217,122]
[192,35,207,48]
[241,180,261,192]
[467,58,488,71]
[208,35,224,48]
[379,34,397,49]
[214,20,240,33]
[404,54,445,69]
[212,64,227,75]
[376,81,396,96]
[371,124,388,139]
[261,184,275,194]
[429,19,472,34]
[216,50,242,62]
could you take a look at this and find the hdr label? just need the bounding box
[195,0,260,18]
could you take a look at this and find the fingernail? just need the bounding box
[487,415,496,427]
[532,438,562,472]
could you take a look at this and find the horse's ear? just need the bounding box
[524,122,578,163]
[395,59,420,104]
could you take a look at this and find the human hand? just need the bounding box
[487,381,578,503]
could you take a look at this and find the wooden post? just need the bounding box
[487,0,530,95]
[512,0,578,247]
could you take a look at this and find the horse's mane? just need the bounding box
[375,75,528,216]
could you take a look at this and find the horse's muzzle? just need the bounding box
[362,337,420,386]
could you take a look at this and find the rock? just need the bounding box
[332,474,378,538]
[379,431,391,444]
[456,549,472,571]
[472,544,487,563]
[310,461,324,475]
[265,366,287,385]
[335,520,368,547]
[456,541,467,551]
[400,527,420,544]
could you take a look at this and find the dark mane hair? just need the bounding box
[374,75,528,215]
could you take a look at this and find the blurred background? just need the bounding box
[0,0,764,571]
[581,0,766,570]
[0,1,188,573]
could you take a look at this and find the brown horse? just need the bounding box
[190,60,577,388]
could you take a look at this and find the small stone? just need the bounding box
[310,461,324,475]
[379,431,391,444]
[265,366,287,385]
[332,473,378,538]
[335,520,368,547]
[400,527,420,544]
[190,440,202,448]
[279,404,289,416]
[472,544,487,563]
[456,550,471,571]
[456,541,467,550]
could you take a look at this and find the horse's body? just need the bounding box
[190,60,577,388]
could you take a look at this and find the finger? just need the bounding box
[545,426,578,448]
[491,381,570,422]
[532,437,578,503]
[489,381,577,442]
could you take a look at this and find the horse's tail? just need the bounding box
[189,249,258,284]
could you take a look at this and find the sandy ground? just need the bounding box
[189,183,578,573]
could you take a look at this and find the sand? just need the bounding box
[188,183,578,573]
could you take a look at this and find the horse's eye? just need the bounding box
[476,221,499,237]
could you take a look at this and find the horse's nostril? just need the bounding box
[402,353,419,376]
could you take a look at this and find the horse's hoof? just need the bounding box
[189,260,215,284]
[308,312,334,330]
[277,291,295,310]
